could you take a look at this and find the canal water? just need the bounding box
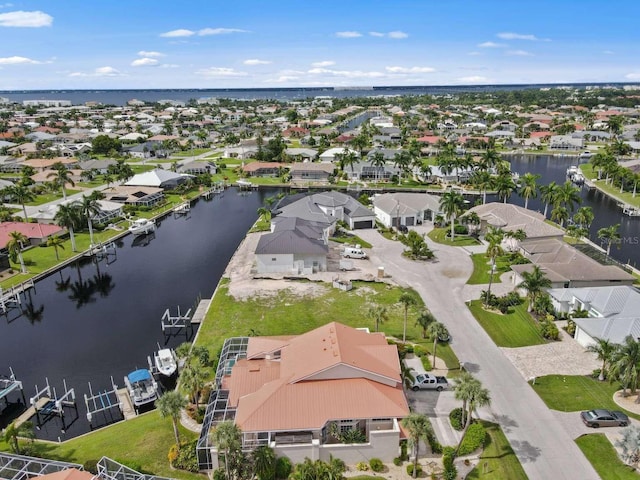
[0,188,272,439]
[503,155,640,269]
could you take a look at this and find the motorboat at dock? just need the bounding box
[128,218,156,237]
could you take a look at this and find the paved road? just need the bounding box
[356,227,600,480]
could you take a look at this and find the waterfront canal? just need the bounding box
[0,188,272,438]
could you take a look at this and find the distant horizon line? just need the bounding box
[2,81,640,94]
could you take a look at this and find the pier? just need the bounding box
[115,388,136,420]
[190,298,211,325]
[84,379,122,425]
[0,279,35,313]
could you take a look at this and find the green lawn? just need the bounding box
[427,228,481,247]
[466,421,528,480]
[9,412,203,480]
[468,254,503,285]
[468,300,547,348]
[530,374,640,419]
[580,164,640,209]
[196,279,460,373]
[329,235,373,249]
[576,434,639,480]
[25,190,82,206]
[171,149,211,157]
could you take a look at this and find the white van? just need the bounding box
[342,247,368,259]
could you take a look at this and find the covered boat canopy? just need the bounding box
[128,369,152,383]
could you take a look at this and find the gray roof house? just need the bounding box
[346,160,400,181]
[275,191,375,230]
[549,135,583,150]
[289,163,335,185]
[548,286,640,347]
[255,217,328,274]
[373,192,442,227]
[78,159,117,173]
[464,203,565,239]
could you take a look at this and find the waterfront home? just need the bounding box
[345,160,399,182]
[549,135,583,150]
[0,156,23,173]
[548,285,640,347]
[319,147,358,164]
[223,146,259,160]
[123,141,165,159]
[78,158,117,174]
[241,162,284,177]
[512,238,635,288]
[284,148,318,162]
[275,191,375,230]
[0,221,64,248]
[255,217,328,274]
[373,192,442,227]
[102,185,164,207]
[31,200,123,225]
[124,168,192,189]
[7,142,38,157]
[22,157,78,173]
[177,161,213,175]
[205,322,409,467]
[464,203,565,240]
[289,163,335,185]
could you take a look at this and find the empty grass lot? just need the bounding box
[466,421,528,480]
[530,375,639,420]
[576,434,639,480]
[427,228,481,247]
[468,300,547,348]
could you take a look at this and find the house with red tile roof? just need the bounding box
[203,322,409,468]
[0,222,64,249]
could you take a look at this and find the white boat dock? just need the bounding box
[116,388,136,420]
[190,298,211,325]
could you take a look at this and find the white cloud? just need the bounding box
[138,50,164,58]
[625,73,640,80]
[243,59,271,65]
[196,67,248,77]
[69,66,123,77]
[272,75,300,83]
[131,58,159,67]
[335,31,362,38]
[198,27,248,36]
[160,29,195,38]
[0,55,40,65]
[497,32,540,41]
[507,50,533,56]
[603,50,614,55]
[458,76,489,83]
[369,31,384,37]
[385,66,435,74]
[307,67,384,78]
[478,41,506,48]
[388,31,408,39]
[311,60,335,67]
[160,64,179,68]
[0,10,52,27]
[0,3,15,8]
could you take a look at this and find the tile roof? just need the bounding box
[467,202,564,239]
[0,222,64,249]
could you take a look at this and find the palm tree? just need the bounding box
[155,390,187,447]
[251,445,276,480]
[79,193,102,245]
[401,413,434,478]
[464,380,491,428]
[367,303,389,332]
[550,205,569,227]
[415,309,436,339]
[555,180,582,213]
[427,322,449,368]
[573,206,594,229]
[47,235,65,261]
[46,162,75,200]
[518,172,540,209]
[597,224,620,256]
[2,421,34,454]
[539,181,559,218]
[439,190,465,240]
[609,335,640,398]
[256,207,271,223]
[398,291,418,343]
[480,148,501,171]
[55,203,81,252]
[587,338,616,381]
[341,149,359,176]
[484,227,504,305]
[5,184,35,220]
[393,151,412,184]
[470,171,492,204]
[181,363,207,405]
[518,265,552,312]
[211,421,243,480]
[6,231,28,273]
[494,174,516,203]
[453,371,477,426]
[369,151,386,183]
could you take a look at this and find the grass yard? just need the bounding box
[427,228,481,247]
[468,300,547,348]
[530,375,640,420]
[576,434,639,480]
[466,421,528,480]
[10,412,203,480]
[329,235,373,249]
[580,164,640,209]
[467,253,527,285]
[171,149,211,157]
[196,279,460,372]
[25,190,82,206]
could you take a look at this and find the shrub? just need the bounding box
[356,461,369,471]
[449,407,464,431]
[454,224,468,235]
[275,457,292,480]
[427,429,443,454]
[167,444,179,464]
[172,440,199,472]
[212,469,226,480]
[393,457,403,466]
[400,440,408,460]
[421,355,432,371]
[539,319,560,340]
[458,423,486,455]
[413,345,428,357]
[565,319,576,336]
[340,428,367,443]
[369,458,384,472]
[406,463,422,476]
[82,460,98,474]
[591,368,602,379]
[442,446,457,480]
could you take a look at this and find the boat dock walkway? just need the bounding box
[13,397,50,428]
[190,298,211,325]
[116,388,136,420]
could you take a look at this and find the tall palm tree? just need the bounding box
[211,421,243,480]
[341,149,359,176]
[518,172,540,209]
[155,390,187,447]
[256,207,271,222]
[453,371,477,426]
[398,291,418,343]
[5,184,35,220]
[6,231,28,273]
[587,337,616,381]
[573,206,594,229]
[369,151,386,183]
[539,181,559,218]
[401,413,434,478]
[470,171,492,204]
[555,180,582,213]
[181,363,206,405]
[55,203,81,252]
[79,193,102,245]
[551,205,569,227]
[518,265,552,312]
[609,335,640,398]
[252,445,276,480]
[47,235,65,261]
[367,303,389,332]
[46,162,75,200]
[415,309,436,339]
[393,151,412,184]
[480,148,501,171]
[484,227,504,305]
[427,322,449,368]
[494,174,516,203]
[2,421,34,454]
[597,224,621,256]
[439,190,465,240]
[465,380,491,428]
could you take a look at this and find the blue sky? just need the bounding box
[1,0,639,90]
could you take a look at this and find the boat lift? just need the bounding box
[0,279,35,314]
[160,305,193,336]
[0,368,26,413]
[30,378,77,428]
[86,241,117,260]
[84,378,123,425]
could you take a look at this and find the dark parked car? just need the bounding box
[580,409,629,428]
[397,225,408,233]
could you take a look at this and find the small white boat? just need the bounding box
[154,348,178,378]
[128,218,156,237]
[622,205,640,217]
[236,179,253,187]
[173,202,191,214]
[566,165,579,176]
[579,151,593,159]
[124,369,158,411]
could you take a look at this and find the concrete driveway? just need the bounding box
[355,227,600,480]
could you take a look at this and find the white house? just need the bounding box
[373,193,442,227]
[319,147,358,164]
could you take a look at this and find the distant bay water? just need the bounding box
[1,83,637,106]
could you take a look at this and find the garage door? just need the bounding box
[353,220,373,229]
[405,217,414,226]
